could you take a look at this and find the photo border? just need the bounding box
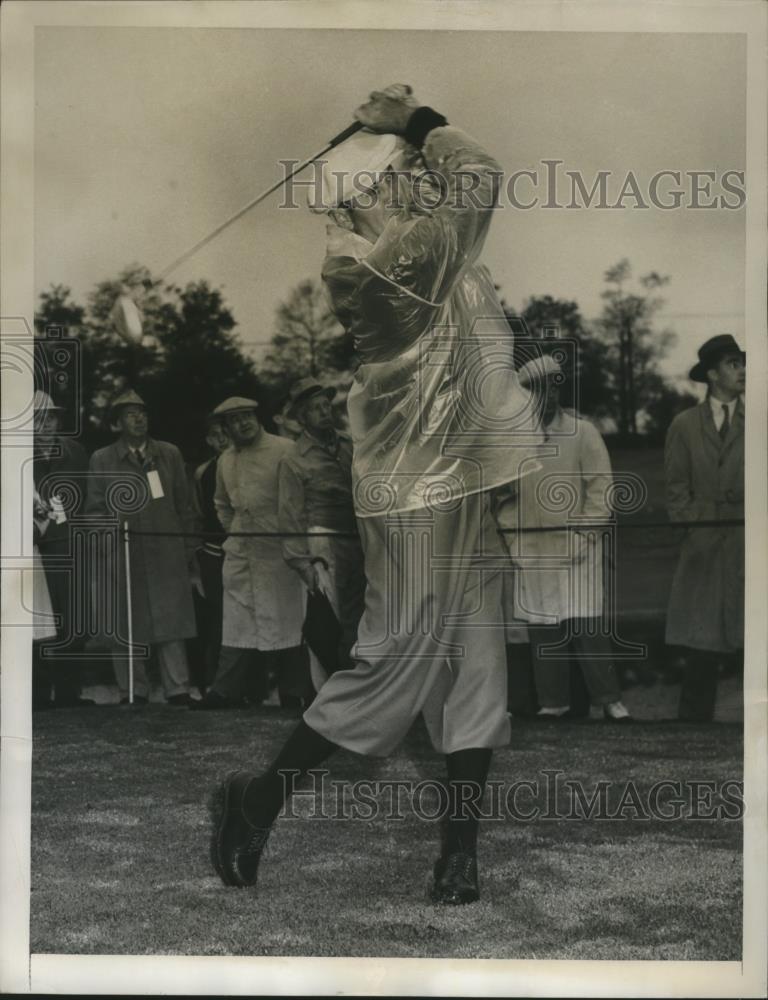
[1,1,766,995]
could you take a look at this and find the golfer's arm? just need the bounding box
[413,111,503,242]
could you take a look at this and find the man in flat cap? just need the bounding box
[496,355,631,723]
[665,335,745,721]
[193,397,310,710]
[209,86,540,905]
[86,389,197,705]
[277,378,366,681]
[32,390,92,708]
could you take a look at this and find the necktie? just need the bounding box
[719,404,730,442]
[133,448,145,466]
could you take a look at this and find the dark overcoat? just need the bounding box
[86,438,197,646]
[664,399,744,652]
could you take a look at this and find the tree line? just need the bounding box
[34,258,697,462]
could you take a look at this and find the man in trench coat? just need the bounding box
[193,397,311,710]
[664,334,745,721]
[86,390,196,705]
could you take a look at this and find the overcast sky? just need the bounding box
[35,27,746,384]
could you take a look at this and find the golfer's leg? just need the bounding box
[302,508,459,755]
[210,719,339,887]
[155,639,191,698]
[443,748,493,856]
[242,721,339,828]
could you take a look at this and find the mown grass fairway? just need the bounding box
[32,700,742,959]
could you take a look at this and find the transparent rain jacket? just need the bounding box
[321,125,541,517]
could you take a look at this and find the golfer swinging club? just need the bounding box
[210,84,539,904]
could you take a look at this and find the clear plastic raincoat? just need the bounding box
[320,125,540,517]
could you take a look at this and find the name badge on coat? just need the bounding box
[146,469,165,500]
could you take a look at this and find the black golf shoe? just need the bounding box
[208,771,271,888]
[430,851,480,905]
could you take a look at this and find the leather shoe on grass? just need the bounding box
[430,851,480,905]
[208,771,271,888]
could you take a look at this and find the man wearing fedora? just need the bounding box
[496,355,631,723]
[664,335,745,722]
[193,397,311,711]
[86,389,197,705]
[32,390,92,709]
[278,377,366,681]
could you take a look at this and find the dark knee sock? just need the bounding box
[243,721,338,827]
[443,748,492,857]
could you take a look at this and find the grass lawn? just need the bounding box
[32,704,742,960]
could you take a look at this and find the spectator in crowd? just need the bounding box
[191,413,230,692]
[495,355,631,723]
[193,397,311,711]
[86,389,197,706]
[32,391,93,709]
[278,377,366,682]
[32,487,63,668]
[664,335,745,722]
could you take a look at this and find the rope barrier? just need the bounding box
[117,518,745,539]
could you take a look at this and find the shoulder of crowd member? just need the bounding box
[88,442,114,467]
[152,438,181,457]
[666,401,700,438]
[152,440,185,474]
[570,410,606,439]
[277,444,302,472]
[265,430,297,453]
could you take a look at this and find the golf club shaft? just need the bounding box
[156,121,364,283]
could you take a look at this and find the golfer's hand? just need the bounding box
[354,87,415,135]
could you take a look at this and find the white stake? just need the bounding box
[123,521,134,705]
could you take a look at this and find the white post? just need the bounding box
[123,520,134,705]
